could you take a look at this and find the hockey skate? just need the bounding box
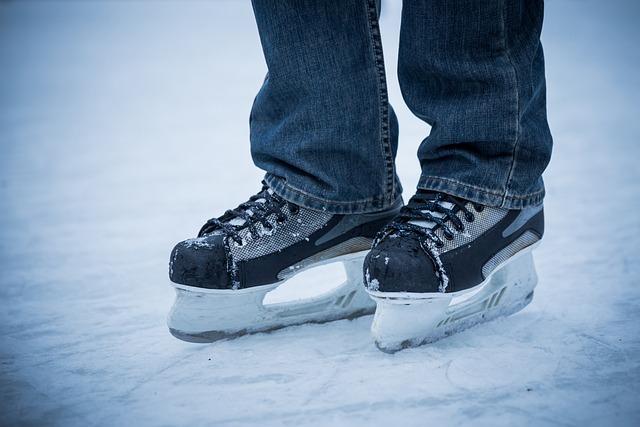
[168,181,402,342]
[364,190,543,353]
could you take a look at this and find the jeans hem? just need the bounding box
[418,175,544,209]
[265,174,401,214]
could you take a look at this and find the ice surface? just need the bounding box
[1,1,640,426]
[264,262,346,306]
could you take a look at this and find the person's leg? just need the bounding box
[363,0,552,351]
[250,0,402,214]
[167,1,408,342]
[398,0,552,209]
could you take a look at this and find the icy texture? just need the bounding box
[1,1,640,426]
[423,238,450,293]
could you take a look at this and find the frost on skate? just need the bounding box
[363,190,544,352]
[167,184,403,342]
[168,252,375,342]
[370,249,539,353]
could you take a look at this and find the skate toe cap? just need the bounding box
[169,234,230,289]
[364,238,440,293]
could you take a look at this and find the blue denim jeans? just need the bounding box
[250,0,552,213]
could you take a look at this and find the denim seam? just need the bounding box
[418,175,544,205]
[265,174,399,215]
[420,175,505,197]
[364,0,396,202]
[268,175,381,205]
[500,0,522,208]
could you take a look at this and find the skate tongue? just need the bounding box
[229,217,248,226]
[227,188,275,227]
[408,201,455,230]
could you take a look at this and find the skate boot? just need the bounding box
[168,181,402,342]
[364,190,543,352]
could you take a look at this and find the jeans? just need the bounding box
[249,0,552,213]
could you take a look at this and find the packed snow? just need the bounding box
[1,1,639,426]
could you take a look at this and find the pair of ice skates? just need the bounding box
[168,183,543,352]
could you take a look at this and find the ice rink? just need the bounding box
[1,1,639,426]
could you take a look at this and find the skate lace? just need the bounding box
[376,191,483,248]
[198,181,300,245]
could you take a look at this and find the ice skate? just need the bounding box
[168,181,402,342]
[364,190,543,352]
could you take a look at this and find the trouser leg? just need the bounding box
[250,0,402,214]
[399,0,552,208]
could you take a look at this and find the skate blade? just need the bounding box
[167,251,375,343]
[369,247,539,353]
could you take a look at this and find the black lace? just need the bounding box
[198,181,299,244]
[378,190,483,248]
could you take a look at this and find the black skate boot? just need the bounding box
[363,190,543,352]
[168,181,402,342]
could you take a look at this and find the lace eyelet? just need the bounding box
[474,205,484,212]
[436,241,445,248]
[444,233,454,241]
[289,206,300,215]
[465,213,474,222]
